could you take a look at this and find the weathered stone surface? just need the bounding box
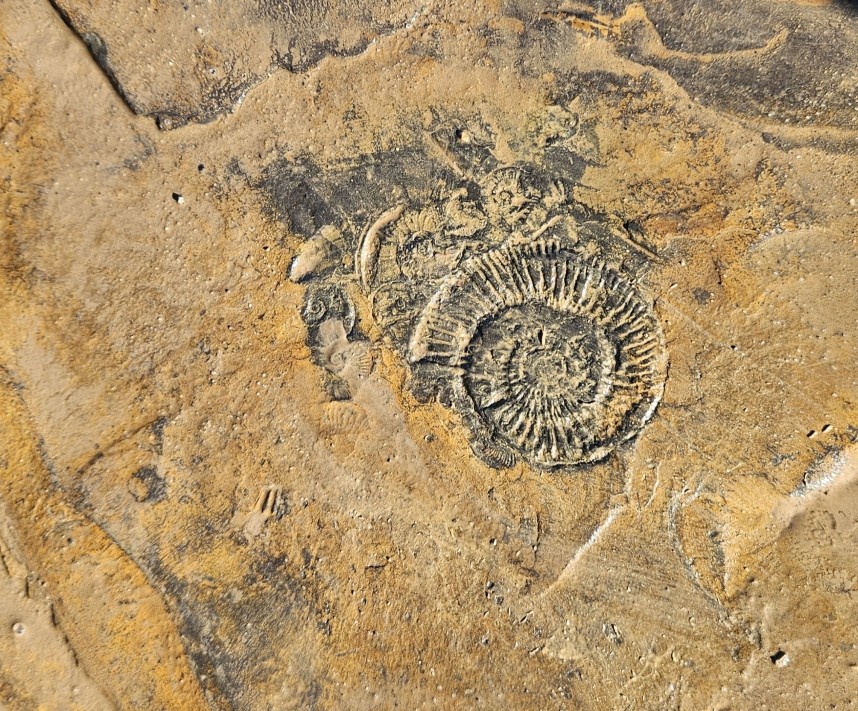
[1,0,857,708]
[50,0,423,127]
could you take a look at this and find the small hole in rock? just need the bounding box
[770,650,788,665]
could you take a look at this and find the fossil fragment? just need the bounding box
[318,319,374,381]
[409,240,666,468]
[479,166,546,230]
[302,283,355,334]
[302,283,364,400]
[320,402,369,436]
[289,225,342,282]
[358,204,406,289]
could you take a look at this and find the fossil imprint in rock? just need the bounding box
[289,115,667,468]
[409,240,666,468]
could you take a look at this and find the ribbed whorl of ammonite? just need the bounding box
[409,240,665,468]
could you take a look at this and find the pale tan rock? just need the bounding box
[1,0,856,708]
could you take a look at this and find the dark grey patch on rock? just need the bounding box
[692,288,713,305]
[131,465,167,503]
[258,146,451,238]
[151,415,170,455]
[158,551,330,711]
[75,29,139,113]
[515,0,858,139]
[260,162,337,234]
[629,0,782,55]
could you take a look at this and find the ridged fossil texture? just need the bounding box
[409,239,666,468]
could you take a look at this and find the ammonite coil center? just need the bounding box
[467,305,612,403]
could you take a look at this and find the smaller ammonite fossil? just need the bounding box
[409,239,666,468]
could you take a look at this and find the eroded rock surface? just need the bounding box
[1,0,857,708]
[50,0,424,126]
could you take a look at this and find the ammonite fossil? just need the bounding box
[287,112,666,469]
[409,239,666,468]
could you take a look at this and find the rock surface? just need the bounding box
[1,0,857,708]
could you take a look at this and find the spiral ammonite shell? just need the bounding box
[409,240,666,468]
